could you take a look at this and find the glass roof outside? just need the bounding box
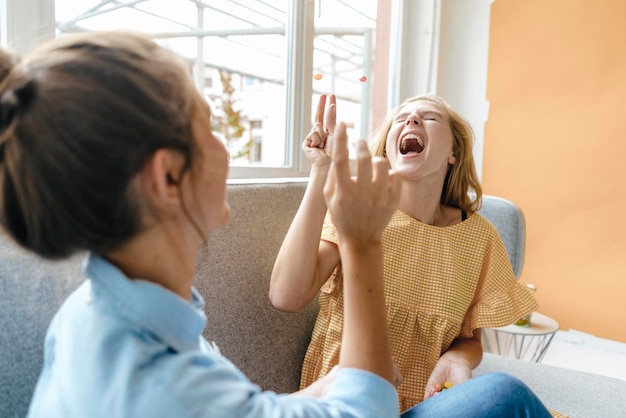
[56,1,375,32]
[54,1,378,166]
[55,0,377,101]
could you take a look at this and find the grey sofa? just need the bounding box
[2,179,625,417]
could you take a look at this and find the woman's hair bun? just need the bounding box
[0,49,36,136]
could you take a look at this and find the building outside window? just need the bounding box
[48,0,379,178]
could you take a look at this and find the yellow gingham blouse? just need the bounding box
[300,210,539,412]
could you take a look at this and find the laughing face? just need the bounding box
[385,99,456,181]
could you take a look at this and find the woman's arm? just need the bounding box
[324,123,400,383]
[269,95,340,312]
[269,166,340,312]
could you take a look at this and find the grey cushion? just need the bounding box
[0,237,85,418]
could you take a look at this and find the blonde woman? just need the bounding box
[271,94,540,414]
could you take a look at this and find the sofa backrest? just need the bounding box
[0,241,84,418]
[0,178,526,416]
[195,179,527,394]
[195,180,316,395]
[478,195,526,277]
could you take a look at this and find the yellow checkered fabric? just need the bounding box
[300,210,539,412]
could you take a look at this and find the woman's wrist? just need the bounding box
[338,237,383,255]
[310,164,331,177]
[440,349,474,370]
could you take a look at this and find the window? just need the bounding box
[2,1,493,181]
[49,0,379,178]
[312,1,376,152]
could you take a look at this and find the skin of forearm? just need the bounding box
[338,240,395,384]
[442,332,483,370]
[269,166,330,311]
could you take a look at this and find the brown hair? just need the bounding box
[0,31,196,258]
[369,94,483,212]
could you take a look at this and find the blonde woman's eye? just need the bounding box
[394,114,409,123]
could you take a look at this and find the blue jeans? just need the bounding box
[400,373,551,418]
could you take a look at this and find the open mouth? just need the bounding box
[400,134,424,155]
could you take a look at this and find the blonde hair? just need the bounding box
[370,94,482,212]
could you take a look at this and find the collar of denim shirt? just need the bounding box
[83,253,207,353]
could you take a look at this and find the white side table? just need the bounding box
[482,312,559,363]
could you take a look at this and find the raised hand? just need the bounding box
[323,122,400,246]
[302,94,336,167]
[269,96,340,313]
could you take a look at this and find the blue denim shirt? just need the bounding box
[27,254,398,418]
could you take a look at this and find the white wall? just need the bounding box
[387,0,493,178]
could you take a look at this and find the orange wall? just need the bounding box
[484,0,626,342]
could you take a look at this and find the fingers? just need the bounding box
[316,93,336,133]
[315,94,327,125]
[385,159,401,207]
[309,94,334,149]
[329,122,350,187]
[328,126,399,200]
[325,121,398,245]
[355,140,372,189]
[325,94,336,135]
[305,123,327,148]
[371,157,389,201]
[369,155,401,238]
[423,383,438,400]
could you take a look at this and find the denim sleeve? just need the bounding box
[137,351,399,418]
[323,368,399,417]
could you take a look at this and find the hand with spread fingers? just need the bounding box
[323,123,400,248]
[303,94,336,167]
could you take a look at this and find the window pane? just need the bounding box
[55,0,289,168]
[197,1,288,166]
[312,0,377,155]
[56,1,197,32]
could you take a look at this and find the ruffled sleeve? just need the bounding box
[459,222,538,337]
